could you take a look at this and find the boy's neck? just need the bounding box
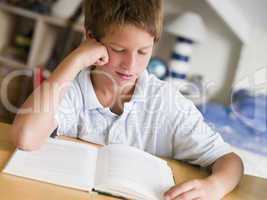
[90,71,136,110]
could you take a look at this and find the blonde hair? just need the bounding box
[84,0,163,42]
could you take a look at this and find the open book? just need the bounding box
[3,138,175,200]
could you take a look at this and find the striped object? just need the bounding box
[169,36,194,79]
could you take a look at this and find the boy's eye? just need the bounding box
[138,50,148,55]
[111,48,125,53]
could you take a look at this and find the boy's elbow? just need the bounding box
[16,139,41,151]
[231,152,244,174]
[10,125,42,151]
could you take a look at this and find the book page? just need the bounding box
[94,144,175,200]
[3,138,98,191]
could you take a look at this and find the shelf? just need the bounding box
[0,2,83,33]
[42,15,84,32]
[0,2,84,122]
[0,56,27,68]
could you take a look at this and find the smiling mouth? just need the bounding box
[116,72,133,80]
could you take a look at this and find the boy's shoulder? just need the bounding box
[145,73,185,99]
[145,74,199,114]
[60,69,90,106]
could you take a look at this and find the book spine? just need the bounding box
[92,188,127,200]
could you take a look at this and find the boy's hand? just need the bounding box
[164,177,224,200]
[71,36,109,69]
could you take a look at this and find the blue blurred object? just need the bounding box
[198,102,231,127]
[147,58,168,80]
[232,89,267,133]
[198,90,267,156]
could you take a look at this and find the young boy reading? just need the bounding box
[10,0,244,199]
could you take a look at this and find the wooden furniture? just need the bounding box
[0,3,83,122]
[0,2,83,69]
[0,122,266,199]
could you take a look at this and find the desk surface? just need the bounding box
[0,122,266,200]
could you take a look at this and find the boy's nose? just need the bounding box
[122,53,136,70]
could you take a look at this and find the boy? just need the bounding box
[11,0,243,199]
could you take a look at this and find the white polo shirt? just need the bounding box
[55,69,232,167]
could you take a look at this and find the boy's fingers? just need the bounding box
[101,53,109,64]
[175,189,202,200]
[94,56,109,66]
[100,56,108,64]
[103,56,109,63]
[164,181,199,199]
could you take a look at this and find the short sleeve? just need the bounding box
[170,90,232,167]
[54,80,83,137]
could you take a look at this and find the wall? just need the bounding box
[232,0,267,30]
[154,0,242,104]
[232,0,267,93]
[234,30,267,93]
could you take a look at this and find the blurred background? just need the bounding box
[0,0,266,178]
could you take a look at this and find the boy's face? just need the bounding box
[97,24,154,87]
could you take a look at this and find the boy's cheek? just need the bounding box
[101,62,118,74]
[101,52,115,68]
[104,55,119,69]
[103,60,115,68]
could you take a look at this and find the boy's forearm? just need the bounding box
[207,153,244,198]
[11,53,83,150]
[11,36,108,150]
[49,52,84,84]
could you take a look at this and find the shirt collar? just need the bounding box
[78,69,149,110]
[131,70,148,103]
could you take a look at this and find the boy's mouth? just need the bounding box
[116,71,133,80]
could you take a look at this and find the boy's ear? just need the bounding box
[85,30,93,39]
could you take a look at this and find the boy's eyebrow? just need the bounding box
[108,42,153,49]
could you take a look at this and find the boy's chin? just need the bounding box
[115,77,137,87]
